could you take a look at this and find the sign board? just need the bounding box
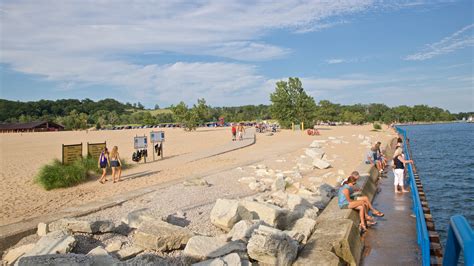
[134,136,148,149]
[62,143,83,164]
[87,142,106,159]
[150,131,165,142]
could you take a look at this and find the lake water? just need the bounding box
[399,122,474,247]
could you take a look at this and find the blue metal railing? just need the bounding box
[443,215,474,266]
[396,127,431,266]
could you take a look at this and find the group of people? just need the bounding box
[339,137,413,233]
[365,141,388,174]
[98,146,122,184]
[231,123,246,141]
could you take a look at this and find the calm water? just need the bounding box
[399,122,474,247]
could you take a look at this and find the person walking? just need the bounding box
[98,147,110,184]
[110,146,122,183]
[393,147,413,193]
[237,123,245,141]
[231,123,237,141]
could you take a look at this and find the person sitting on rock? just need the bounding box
[341,171,385,219]
[338,176,374,232]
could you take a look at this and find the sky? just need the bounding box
[0,0,473,112]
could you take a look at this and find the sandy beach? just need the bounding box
[0,125,395,226]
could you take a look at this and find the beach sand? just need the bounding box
[0,125,395,226]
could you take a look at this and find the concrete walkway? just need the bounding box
[362,169,421,265]
[0,129,256,254]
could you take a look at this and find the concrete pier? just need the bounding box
[362,169,421,265]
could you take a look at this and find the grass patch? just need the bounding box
[373,123,382,130]
[36,156,132,190]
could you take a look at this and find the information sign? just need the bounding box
[134,136,148,149]
[62,143,83,164]
[87,142,106,159]
[150,131,165,142]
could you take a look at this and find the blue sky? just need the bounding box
[0,0,472,112]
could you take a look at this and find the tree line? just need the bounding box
[0,78,469,130]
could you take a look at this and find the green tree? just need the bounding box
[193,98,211,125]
[269,77,316,128]
[315,100,341,122]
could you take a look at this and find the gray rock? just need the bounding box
[120,254,168,265]
[247,225,298,266]
[210,199,253,231]
[2,244,35,265]
[305,148,325,159]
[313,159,331,169]
[21,230,76,258]
[87,246,119,266]
[271,175,286,191]
[192,253,249,266]
[289,218,316,244]
[184,236,247,260]
[123,208,156,229]
[239,200,288,229]
[134,220,193,251]
[116,246,144,260]
[52,218,115,233]
[37,223,49,236]
[18,254,92,266]
[227,220,265,242]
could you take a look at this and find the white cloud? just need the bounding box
[326,59,346,64]
[405,24,474,61]
[0,0,382,105]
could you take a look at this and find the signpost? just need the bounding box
[134,135,148,163]
[150,131,165,161]
[62,143,83,164]
[87,141,106,159]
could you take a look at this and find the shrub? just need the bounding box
[36,159,89,190]
[36,156,131,190]
[373,123,382,130]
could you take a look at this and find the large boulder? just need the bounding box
[192,253,249,266]
[288,218,316,244]
[122,208,156,229]
[183,236,247,260]
[305,148,325,159]
[2,244,35,265]
[313,159,331,169]
[133,220,193,251]
[247,225,298,266]
[239,200,288,229]
[116,246,144,260]
[20,230,76,259]
[227,220,265,242]
[210,199,253,231]
[50,218,114,233]
[303,219,362,266]
[18,254,92,266]
[86,246,119,266]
